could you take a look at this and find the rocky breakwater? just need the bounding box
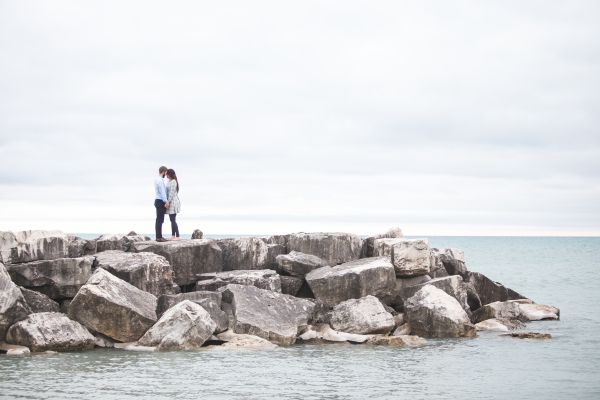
[0,228,559,354]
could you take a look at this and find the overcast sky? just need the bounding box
[0,1,599,236]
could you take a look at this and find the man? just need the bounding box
[154,166,170,242]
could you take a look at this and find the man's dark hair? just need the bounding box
[159,166,168,174]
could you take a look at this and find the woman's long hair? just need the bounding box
[166,169,179,192]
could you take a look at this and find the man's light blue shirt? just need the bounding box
[154,176,168,202]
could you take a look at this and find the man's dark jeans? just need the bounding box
[154,199,166,239]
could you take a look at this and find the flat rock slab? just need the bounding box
[329,295,395,335]
[196,270,281,292]
[132,240,223,286]
[275,251,328,277]
[95,234,149,252]
[297,324,372,343]
[3,231,71,263]
[0,263,31,340]
[217,238,271,271]
[138,300,216,351]
[94,250,176,296]
[286,232,363,266]
[405,285,476,338]
[6,312,95,352]
[471,300,559,323]
[305,257,396,307]
[68,268,157,342]
[502,332,552,339]
[220,284,316,345]
[19,287,60,313]
[366,335,427,347]
[216,330,278,349]
[475,318,525,332]
[6,257,94,300]
[0,342,31,355]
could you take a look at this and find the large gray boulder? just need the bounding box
[286,232,363,266]
[428,251,450,279]
[138,300,216,351]
[405,285,476,338]
[4,230,71,263]
[217,237,271,270]
[132,240,223,286]
[0,262,31,340]
[6,312,95,352]
[280,276,304,296]
[6,256,94,300]
[19,287,60,313]
[431,248,467,277]
[390,239,431,277]
[297,324,373,343]
[371,238,405,258]
[68,268,158,342]
[157,291,227,333]
[329,295,395,335]
[362,227,403,257]
[95,233,149,252]
[400,275,470,312]
[94,250,176,296]
[466,272,528,307]
[66,235,97,258]
[472,300,559,323]
[275,251,328,277]
[196,269,281,292]
[219,284,316,345]
[305,257,395,307]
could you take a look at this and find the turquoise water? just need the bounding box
[1,237,599,399]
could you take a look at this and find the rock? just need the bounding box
[305,257,396,307]
[191,229,204,240]
[156,291,228,333]
[391,239,431,277]
[6,257,94,300]
[0,262,31,340]
[475,318,525,332]
[6,231,71,263]
[67,236,97,258]
[428,251,449,278]
[95,234,149,252]
[19,287,60,313]
[132,240,223,287]
[502,332,552,339]
[219,284,316,345]
[362,227,403,257]
[518,303,560,321]
[287,232,363,266]
[400,276,470,312]
[196,270,281,292]
[471,301,522,323]
[393,313,405,327]
[275,251,329,277]
[366,335,426,347]
[431,248,467,277]
[68,268,157,342]
[216,330,278,349]
[94,250,176,296]
[0,343,31,355]
[59,300,71,314]
[405,285,476,338]
[392,324,411,336]
[138,300,216,351]
[217,237,271,270]
[93,333,115,348]
[266,244,286,267]
[297,324,372,343]
[329,296,395,335]
[280,276,304,296]
[6,312,95,352]
[113,342,156,352]
[466,272,510,306]
[371,238,405,257]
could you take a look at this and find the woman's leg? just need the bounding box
[169,213,180,238]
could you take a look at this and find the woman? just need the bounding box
[165,168,181,240]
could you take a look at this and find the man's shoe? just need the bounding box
[156,238,168,242]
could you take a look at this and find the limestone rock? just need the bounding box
[392,324,411,336]
[275,251,328,277]
[297,324,372,343]
[305,257,395,307]
[157,291,228,333]
[138,300,216,351]
[475,318,525,332]
[0,263,31,340]
[371,238,405,258]
[191,229,204,240]
[94,250,176,296]
[428,251,450,278]
[216,330,278,349]
[6,257,94,300]
[6,312,95,352]
[219,284,315,345]
[471,301,522,323]
[280,275,304,296]
[287,232,363,266]
[405,285,476,338]
[329,296,395,335]
[196,269,281,292]
[391,239,431,277]
[400,275,470,312]
[95,233,149,252]
[217,237,270,270]
[68,268,157,342]
[266,244,286,267]
[19,287,60,313]
[0,343,31,355]
[113,342,156,352]
[466,272,510,306]
[431,248,467,277]
[362,227,403,257]
[67,236,97,258]
[502,332,552,339]
[366,335,426,347]
[518,303,560,321]
[132,240,223,286]
[7,231,71,263]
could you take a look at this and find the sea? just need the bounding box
[1,236,599,399]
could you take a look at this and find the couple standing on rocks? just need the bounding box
[154,166,181,242]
